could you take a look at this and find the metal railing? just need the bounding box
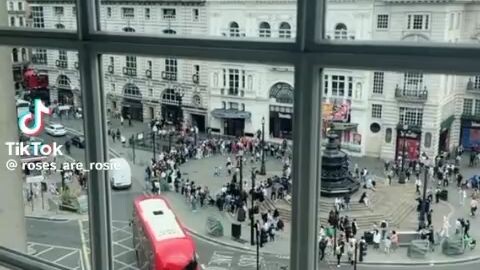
[0,246,70,270]
[394,85,428,101]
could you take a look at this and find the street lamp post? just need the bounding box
[250,168,256,246]
[131,134,136,164]
[194,126,198,146]
[260,117,266,175]
[152,126,158,162]
[418,167,429,229]
[398,125,409,184]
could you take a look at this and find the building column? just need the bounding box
[0,1,28,259]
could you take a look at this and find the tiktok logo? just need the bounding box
[18,99,51,136]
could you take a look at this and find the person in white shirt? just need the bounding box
[459,188,467,206]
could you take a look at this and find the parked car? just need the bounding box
[45,123,67,136]
[71,135,85,148]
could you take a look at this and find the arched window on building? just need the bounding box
[123,27,135,32]
[123,83,141,97]
[21,48,27,61]
[57,75,71,88]
[334,23,348,40]
[229,22,240,37]
[10,17,15,26]
[162,89,181,105]
[424,132,432,148]
[270,83,294,104]
[259,22,271,38]
[12,48,18,62]
[385,128,392,143]
[279,22,291,38]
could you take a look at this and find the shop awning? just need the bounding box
[440,115,455,131]
[211,109,251,119]
[330,122,358,131]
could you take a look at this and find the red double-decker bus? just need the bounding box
[132,195,199,270]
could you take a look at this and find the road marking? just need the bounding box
[53,250,80,264]
[78,219,92,270]
[34,247,54,256]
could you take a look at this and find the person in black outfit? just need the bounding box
[319,238,327,261]
[427,209,433,227]
[456,173,463,188]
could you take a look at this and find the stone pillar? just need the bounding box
[0,0,28,260]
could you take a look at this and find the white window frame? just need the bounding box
[399,107,423,127]
[373,72,384,94]
[464,99,473,115]
[193,9,199,21]
[107,7,112,18]
[31,6,44,28]
[145,8,150,20]
[54,6,64,16]
[2,1,480,270]
[259,22,271,38]
[331,75,345,97]
[122,7,134,19]
[371,104,382,118]
[163,8,176,20]
[165,58,177,80]
[376,14,389,30]
[407,14,430,30]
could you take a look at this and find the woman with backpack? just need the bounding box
[335,240,345,268]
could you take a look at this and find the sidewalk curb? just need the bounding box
[359,255,480,266]
[25,215,71,222]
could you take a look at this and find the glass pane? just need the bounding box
[317,67,480,267]
[3,0,76,31]
[97,1,296,41]
[325,3,480,45]
[0,45,88,269]
[102,54,293,269]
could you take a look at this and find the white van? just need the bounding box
[109,158,132,190]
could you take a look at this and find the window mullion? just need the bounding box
[291,58,320,270]
[297,0,322,50]
[76,0,98,40]
[79,46,113,270]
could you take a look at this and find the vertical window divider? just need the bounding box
[291,58,320,270]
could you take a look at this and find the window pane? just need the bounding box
[325,3,480,44]
[101,55,293,269]
[97,1,296,41]
[4,1,76,31]
[318,67,480,263]
[0,46,88,268]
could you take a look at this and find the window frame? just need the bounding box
[376,14,389,30]
[1,1,480,270]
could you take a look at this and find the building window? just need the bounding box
[124,84,141,96]
[331,75,345,97]
[377,14,389,29]
[33,49,47,64]
[229,102,239,110]
[323,75,328,95]
[31,6,44,28]
[111,83,115,92]
[21,48,26,61]
[57,75,70,88]
[229,22,240,37]
[123,27,135,32]
[163,9,176,19]
[194,65,200,81]
[147,60,152,70]
[12,48,18,62]
[109,56,114,67]
[56,24,65,29]
[385,128,392,143]
[279,22,291,38]
[228,69,240,95]
[9,2,13,11]
[126,56,136,69]
[463,99,473,115]
[223,69,226,87]
[193,9,199,21]
[10,17,15,27]
[373,72,384,94]
[348,77,353,97]
[475,100,480,115]
[474,76,480,89]
[407,14,429,30]
[19,17,24,26]
[371,104,382,118]
[145,8,150,19]
[222,101,226,109]
[72,7,76,15]
[403,72,423,94]
[424,133,432,148]
[18,2,23,10]
[259,22,271,38]
[107,7,112,17]
[165,58,177,80]
[122,7,134,19]
[59,50,67,62]
[334,23,348,40]
[54,7,64,16]
[148,88,153,97]
[399,107,423,127]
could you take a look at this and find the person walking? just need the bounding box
[120,115,124,126]
[471,198,478,217]
[319,237,327,261]
[415,176,422,195]
[335,240,345,268]
[352,219,358,237]
[460,188,467,206]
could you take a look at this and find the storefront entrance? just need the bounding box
[162,104,181,125]
[461,119,480,150]
[58,88,73,105]
[395,131,421,161]
[224,118,245,137]
[191,114,206,133]
[439,129,450,153]
[122,98,143,121]
[270,112,292,139]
